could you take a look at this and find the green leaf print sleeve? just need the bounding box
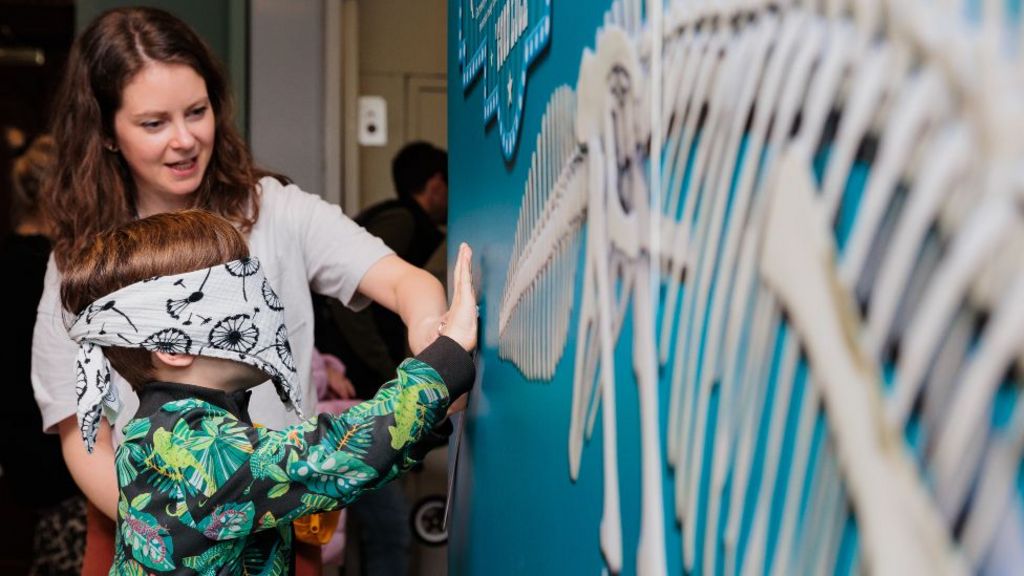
[191,338,473,538]
[247,357,451,527]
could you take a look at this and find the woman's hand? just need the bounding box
[356,255,447,355]
[439,243,477,352]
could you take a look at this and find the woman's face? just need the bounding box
[113,62,215,215]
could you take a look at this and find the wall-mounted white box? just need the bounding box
[357,95,388,146]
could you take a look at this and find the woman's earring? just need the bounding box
[104,142,119,153]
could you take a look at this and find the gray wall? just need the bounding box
[249,0,325,194]
[358,0,447,210]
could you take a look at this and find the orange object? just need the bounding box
[293,510,342,546]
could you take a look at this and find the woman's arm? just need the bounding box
[273,180,447,354]
[35,257,121,519]
[57,416,119,519]
[357,254,447,355]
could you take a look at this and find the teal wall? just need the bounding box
[446,1,684,574]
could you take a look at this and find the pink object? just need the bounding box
[317,398,361,415]
[311,348,345,399]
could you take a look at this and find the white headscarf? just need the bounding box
[67,257,303,452]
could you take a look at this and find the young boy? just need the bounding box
[60,209,477,575]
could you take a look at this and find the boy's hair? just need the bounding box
[60,209,249,388]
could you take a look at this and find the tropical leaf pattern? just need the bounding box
[241,531,290,576]
[186,414,254,482]
[182,539,244,575]
[288,447,379,501]
[197,501,255,540]
[110,357,454,574]
[120,505,175,571]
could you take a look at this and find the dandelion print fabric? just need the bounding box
[67,258,305,453]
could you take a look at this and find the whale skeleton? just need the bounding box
[494,0,1024,573]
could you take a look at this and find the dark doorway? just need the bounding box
[0,6,74,573]
[0,0,74,238]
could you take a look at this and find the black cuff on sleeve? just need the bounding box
[409,417,454,461]
[415,335,475,399]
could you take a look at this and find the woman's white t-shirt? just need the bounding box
[31,177,393,436]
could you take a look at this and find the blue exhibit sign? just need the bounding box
[458,0,552,159]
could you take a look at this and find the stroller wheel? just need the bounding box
[410,495,447,546]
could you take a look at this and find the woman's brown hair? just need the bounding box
[44,7,281,271]
[60,209,249,388]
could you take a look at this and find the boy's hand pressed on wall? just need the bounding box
[439,243,478,352]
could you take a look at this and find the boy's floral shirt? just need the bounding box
[109,337,472,575]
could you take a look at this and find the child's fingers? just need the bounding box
[439,243,479,351]
[452,243,472,308]
[460,244,475,305]
[451,243,466,307]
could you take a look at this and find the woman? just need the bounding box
[32,7,448,573]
